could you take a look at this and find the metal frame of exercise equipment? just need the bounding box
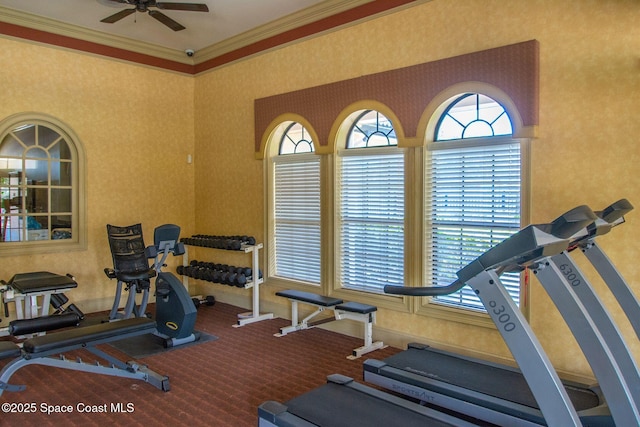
[365,201,640,426]
[259,205,603,426]
[0,317,170,396]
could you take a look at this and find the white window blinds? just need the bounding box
[338,150,405,293]
[426,141,521,310]
[273,155,321,284]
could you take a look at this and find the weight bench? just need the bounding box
[0,317,170,396]
[1,271,79,325]
[275,289,385,359]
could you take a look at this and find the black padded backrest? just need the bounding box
[106,224,153,281]
[23,317,156,355]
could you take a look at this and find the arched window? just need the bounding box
[0,115,85,255]
[347,110,397,148]
[338,110,404,293]
[270,122,321,284]
[426,94,521,311]
[279,122,314,155]
[435,93,513,140]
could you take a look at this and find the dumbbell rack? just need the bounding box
[182,242,273,327]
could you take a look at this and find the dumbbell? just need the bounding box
[192,295,215,309]
[210,270,222,283]
[235,273,248,288]
[177,260,257,287]
[226,239,242,250]
[241,268,263,281]
[241,235,256,245]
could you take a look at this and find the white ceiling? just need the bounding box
[0,0,374,62]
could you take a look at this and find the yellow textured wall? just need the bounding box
[193,0,640,377]
[0,38,196,312]
[1,0,639,379]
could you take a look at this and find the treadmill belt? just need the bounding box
[286,382,457,427]
[382,347,600,411]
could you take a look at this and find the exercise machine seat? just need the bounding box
[105,224,155,282]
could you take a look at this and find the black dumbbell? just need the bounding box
[193,267,205,280]
[237,267,252,277]
[211,270,222,283]
[192,295,215,309]
[226,239,242,250]
[235,274,247,288]
[218,271,230,285]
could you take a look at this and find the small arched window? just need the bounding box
[0,115,85,255]
[435,93,513,140]
[347,110,397,148]
[279,122,315,154]
[426,93,521,311]
[270,122,321,284]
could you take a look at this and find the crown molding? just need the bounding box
[0,5,189,64]
[196,0,375,63]
[0,0,425,74]
[0,1,378,66]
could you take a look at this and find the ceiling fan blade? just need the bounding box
[97,0,131,5]
[156,2,209,12]
[100,8,136,23]
[148,10,186,31]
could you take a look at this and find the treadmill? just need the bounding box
[365,201,639,427]
[364,345,609,427]
[258,374,481,427]
[259,206,601,427]
[569,199,640,340]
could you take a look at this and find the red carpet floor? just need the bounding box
[0,302,400,426]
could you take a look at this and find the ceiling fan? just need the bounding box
[99,0,209,32]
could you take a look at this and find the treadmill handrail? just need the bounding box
[384,280,465,296]
[384,204,596,298]
[567,199,635,249]
[597,198,633,225]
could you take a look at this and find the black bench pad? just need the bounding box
[8,271,77,293]
[336,302,377,314]
[23,317,156,355]
[0,341,20,360]
[276,290,343,307]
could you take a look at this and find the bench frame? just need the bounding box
[0,318,170,396]
[275,290,385,359]
[0,271,79,337]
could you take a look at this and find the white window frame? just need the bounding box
[266,121,321,288]
[334,110,405,297]
[420,92,529,325]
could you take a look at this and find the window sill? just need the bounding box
[0,239,87,257]
[416,298,498,329]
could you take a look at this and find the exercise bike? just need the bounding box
[104,223,200,348]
